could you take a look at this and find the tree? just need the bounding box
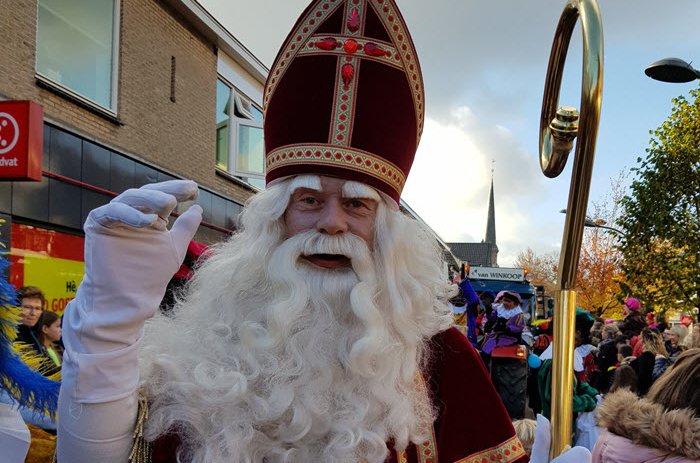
[516,174,628,319]
[618,87,700,316]
[575,175,627,319]
[515,247,558,294]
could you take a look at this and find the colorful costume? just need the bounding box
[481,301,525,354]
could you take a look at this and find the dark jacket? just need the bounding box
[618,312,646,339]
[594,338,618,393]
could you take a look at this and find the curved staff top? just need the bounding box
[539,0,604,458]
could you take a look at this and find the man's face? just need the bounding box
[19,296,43,327]
[284,176,378,269]
[501,298,516,310]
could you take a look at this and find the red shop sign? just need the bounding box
[0,100,43,181]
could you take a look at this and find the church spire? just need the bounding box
[485,168,496,245]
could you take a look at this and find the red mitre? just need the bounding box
[264,0,425,204]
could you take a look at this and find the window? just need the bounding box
[216,79,265,189]
[36,0,119,112]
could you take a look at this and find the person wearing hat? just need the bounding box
[481,290,526,358]
[55,1,545,462]
[537,309,600,422]
[617,297,646,340]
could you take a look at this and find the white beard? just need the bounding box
[138,180,454,463]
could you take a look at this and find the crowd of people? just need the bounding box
[451,287,700,462]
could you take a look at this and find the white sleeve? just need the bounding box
[57,389,137,462]
[56,297,145,462]
[56,181,202,462]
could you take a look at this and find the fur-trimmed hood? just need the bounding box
[596,389,700,460]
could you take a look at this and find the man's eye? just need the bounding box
[347,199,367,209]
[301,196,318,205]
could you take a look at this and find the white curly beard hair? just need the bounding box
[138,176,455,463]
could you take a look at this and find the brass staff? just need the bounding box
[539,0,603,458]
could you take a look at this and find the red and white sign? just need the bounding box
[0,100,43,181]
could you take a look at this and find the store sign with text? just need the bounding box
[0,100,43,181]
[10,223,84,316]
[468,266,526,282]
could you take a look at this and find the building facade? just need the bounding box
[0,0,268,313]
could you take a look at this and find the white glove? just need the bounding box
[62,180,202,403]
[530,414,592,463]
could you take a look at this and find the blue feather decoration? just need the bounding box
[0,250,60,417]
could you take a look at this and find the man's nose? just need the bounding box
[317,200,348,235]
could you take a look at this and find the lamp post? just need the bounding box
[645,58,700,83]
[559,209,626,237]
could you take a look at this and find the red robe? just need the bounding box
[152,328,527,463]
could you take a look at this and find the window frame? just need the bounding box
[216,77,265,184]
[35,0,121,116]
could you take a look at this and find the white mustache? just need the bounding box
[269,230,374,279]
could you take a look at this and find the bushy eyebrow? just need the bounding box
[342,181,380,200]
[288,175,321,195]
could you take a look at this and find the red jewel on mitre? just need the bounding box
[263,0,425,204]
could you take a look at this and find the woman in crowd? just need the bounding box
[617,298,646,340]
[666,324,688,361]
[35,311,63,378]
[594,324,620,393]
[593,348,700,462]
[633,328,668,396]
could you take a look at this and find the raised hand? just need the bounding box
[79,180,202,347]
[72,180,203,349]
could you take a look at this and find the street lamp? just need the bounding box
[559,209,626,236]
[645,58,700,83]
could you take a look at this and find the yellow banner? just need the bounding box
[22,253,84,315]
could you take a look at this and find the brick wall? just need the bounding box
[0,0,254,203]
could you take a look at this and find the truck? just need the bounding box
[467,266,536,419]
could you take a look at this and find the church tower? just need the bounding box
[483,175,499,266]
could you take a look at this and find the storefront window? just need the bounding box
[36,0,119,111]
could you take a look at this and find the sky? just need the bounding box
[198,0,700,266]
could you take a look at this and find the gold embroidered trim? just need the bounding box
[266,144,405,194]
[328,0,367,147]
[412,373,438,463]
[367,0,424,139]
[264,0,344,111]
[397,449,410,463]
[455,435,526,463]
[128,394,152,463]
[297,35,402,71]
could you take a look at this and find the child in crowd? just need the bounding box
[35,311,63,378]
[617,344,635,366]
[608,364,637,394]
[512,418,536,457]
